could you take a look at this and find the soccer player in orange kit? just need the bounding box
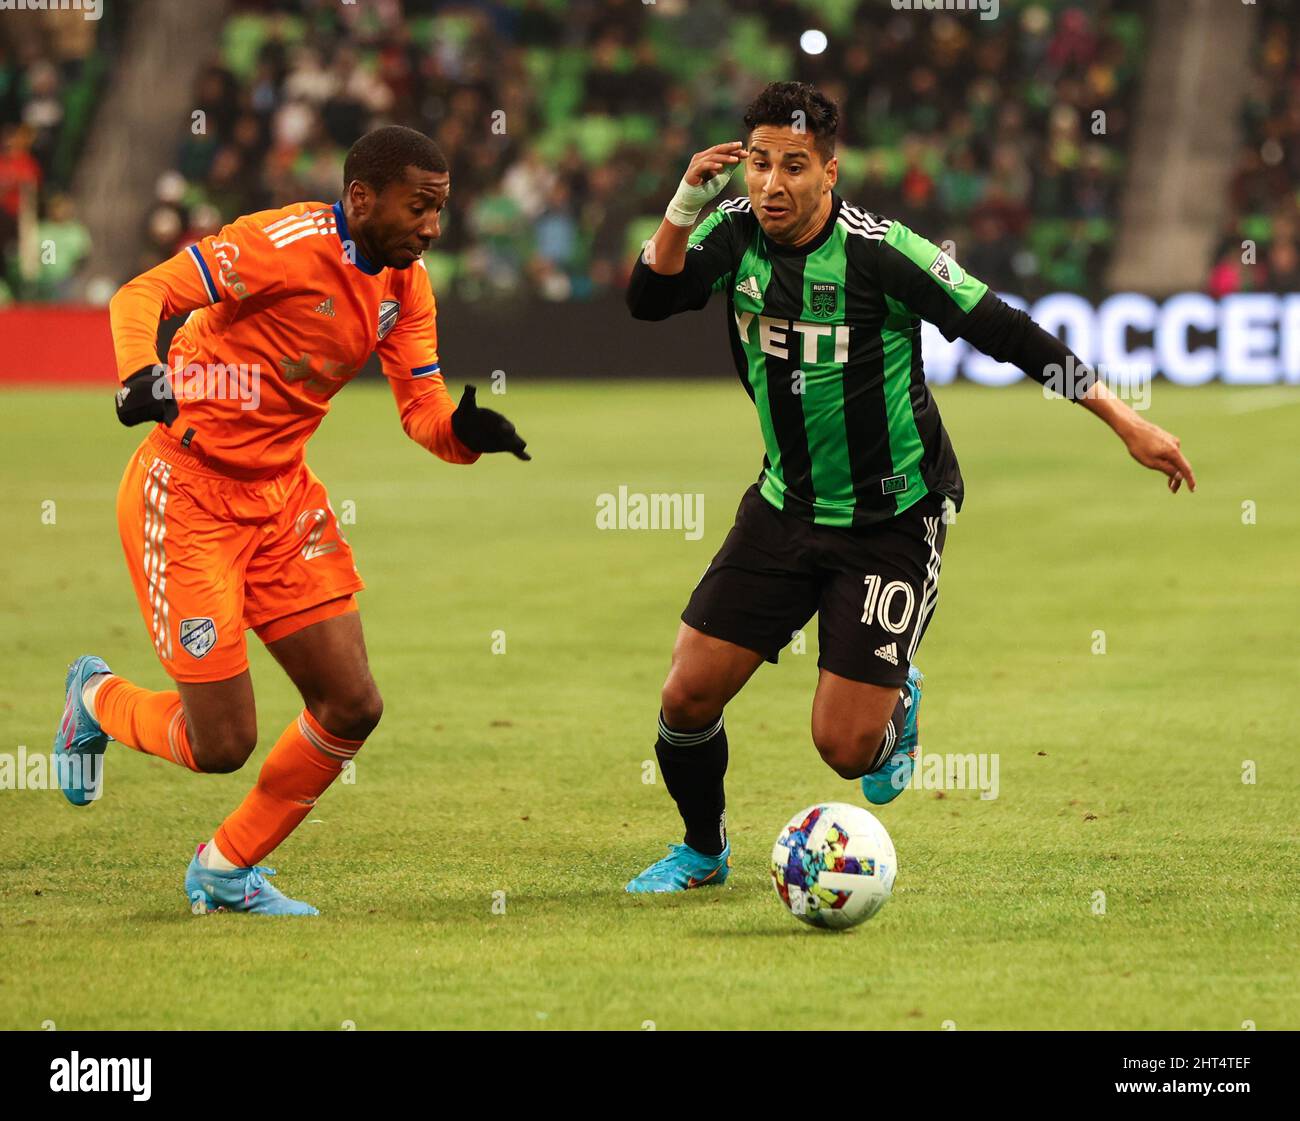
[53,126,529,915]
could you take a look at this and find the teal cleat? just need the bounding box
[861,665,924,806]
[185,846,319,916]
[54,655,112,806]
[625,841,731,894]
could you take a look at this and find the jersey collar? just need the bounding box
[332,200,384,276]
[762,193,843,258]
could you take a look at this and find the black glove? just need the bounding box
[115,366,177,427]
[450,384,530,460]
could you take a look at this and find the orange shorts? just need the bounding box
[117,428,365,683]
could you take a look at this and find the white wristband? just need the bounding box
[665,165,735,228]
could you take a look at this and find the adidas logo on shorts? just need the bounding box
[874,641,899,666]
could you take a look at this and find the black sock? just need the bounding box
[865,691,910,774]
[655,711,728,856]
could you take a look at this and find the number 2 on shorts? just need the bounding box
[295,507,339,561]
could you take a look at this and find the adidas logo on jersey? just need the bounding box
[265,208,337,248]
[874,642,899,666]
[735,275,763,301]
[312,297,335,317]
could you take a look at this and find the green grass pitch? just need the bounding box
[1,380,1296,1030]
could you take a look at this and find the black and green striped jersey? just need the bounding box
[629,193,991,527]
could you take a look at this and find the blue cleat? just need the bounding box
[184,846,319,916]
[861,665,924,806]
[54,655,113,806]
[625,841,731,894]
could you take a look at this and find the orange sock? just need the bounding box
[93,676,200,772]
[215,709,363,868]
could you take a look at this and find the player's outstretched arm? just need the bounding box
[877,223,1197,495]
[626,141,747,321]
[1075,378,1196,494]
[958,296,1196,494]
[450,385,529,460]
[389,376,529,463]
[381,258,526,462]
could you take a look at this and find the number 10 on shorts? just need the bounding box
[860,574,916,634]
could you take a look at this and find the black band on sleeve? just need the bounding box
[959,290,1097,401]
[626,255,711,321]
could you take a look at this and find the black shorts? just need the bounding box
[682,485,947,688]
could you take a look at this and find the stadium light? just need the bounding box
[800,29,828,55]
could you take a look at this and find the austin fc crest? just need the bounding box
[810,283,838,319]
[377,299,400,340]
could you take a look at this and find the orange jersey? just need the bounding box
[108,200,477,475]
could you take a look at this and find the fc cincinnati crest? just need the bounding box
[929,250,965,289]
[377,299,400,340]
[810,282,838,319]
[179,617,217,659]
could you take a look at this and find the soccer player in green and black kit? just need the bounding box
[623,82,1196,893]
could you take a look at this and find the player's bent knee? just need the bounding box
[813,725,886,781]
[660,677,723,731]
[190,727,258,774]
[814,741,865,780]
[352,688,384,737]
[313,685,383,743]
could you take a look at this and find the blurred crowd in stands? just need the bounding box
[0,4,117,302]
[137,0,1145,303]
[17,0,1288,307]
[1211,0,1300,296]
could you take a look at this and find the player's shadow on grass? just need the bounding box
[119,881,780,923]
[687,925,854,938]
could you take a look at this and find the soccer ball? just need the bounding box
[770,802,897,930]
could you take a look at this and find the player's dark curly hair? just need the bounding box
[743,81,839,162]
[343,125,447,194]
